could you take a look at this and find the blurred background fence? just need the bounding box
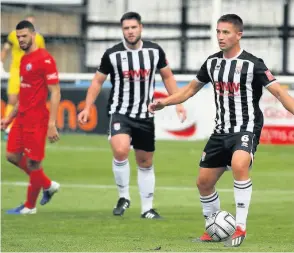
[1,0,294,74]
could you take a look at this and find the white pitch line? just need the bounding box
[45,145,198,154]
[1,181,294,194]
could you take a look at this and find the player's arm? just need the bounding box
[84,72,107,111]
[48,84,61,126]
[255,58,294,115]
[8,101,19,118]
[1,32,13,63]
[1,42,11,63]
[159,66,187,121]
[149,79,204,112]
[157,45,186,121]
[78,51,111,124]
[149,57,209,112]
[163,79,204,106]
[1,101,18,130]
[47,84,60,143]
[157,46,180,95]
[159,66,179,94]
[44,55,60,142]
[267,83,294,114]
[45,56,60,125]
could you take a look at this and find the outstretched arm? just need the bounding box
[163,79,204,106]
[267,83,294,114]
[149,79,205,113]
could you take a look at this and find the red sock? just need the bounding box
[24,168,52,209]
[24,182,41,209]
[32,168,52,189]
[17,155,31,175]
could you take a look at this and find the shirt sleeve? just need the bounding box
[254,58,277,87]
[7,31,14,46]
[43,55,59,85]
[157,45,168,69]
[196,59,210,84]
[97,51,112,75]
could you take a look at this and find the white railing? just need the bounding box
[1,72,294,84]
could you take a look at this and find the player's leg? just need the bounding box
[7,124,60,214]
[4,70,20,139]
[31,125,60,206]
[197,167,226,218]
[134,149,160,219]
[224,132,256,247]
[109,113,132,216]
[132,117,160,219]
[194,134,228,242]
[5,117,29,173]
[6,118,31,175]
[5,118,34,214]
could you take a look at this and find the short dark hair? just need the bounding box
[120,12,142,25]
[218,14,243,32]
[16,20,35,32]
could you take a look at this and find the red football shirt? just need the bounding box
[19,48,59,117]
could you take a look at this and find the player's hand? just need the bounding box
[47,123,59,143]
[0,61,6,75]
[176,104,187,123]
[148,100,166,114]
[78,109,90,124]
[1,117,12,130]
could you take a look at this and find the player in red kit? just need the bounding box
[1,20,61,214]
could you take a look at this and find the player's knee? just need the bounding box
[27,159,41,170]
[113,147,129,161]
[231,159,250,175]
[196,176,214,191]
[6,153,21,165]
[137,158,152,168]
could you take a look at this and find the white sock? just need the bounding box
[200,191,220,220]
[138,165,155,214]
[234,179,252,231]
[112,158,130,200]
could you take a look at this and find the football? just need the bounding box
[205,210,236,242]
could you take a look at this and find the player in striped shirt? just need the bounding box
[149,14,294,246]
[78,12,186,219]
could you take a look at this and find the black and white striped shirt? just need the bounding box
[196,49,277,135]
[98,40,168,119]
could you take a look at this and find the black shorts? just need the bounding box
[109,113,155,152]
[199,132,259,168]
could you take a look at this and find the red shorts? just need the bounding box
[7,114,49,161]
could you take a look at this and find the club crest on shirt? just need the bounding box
[113,122,120,131]
[265,69,275,81]
[26,63,32,71]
